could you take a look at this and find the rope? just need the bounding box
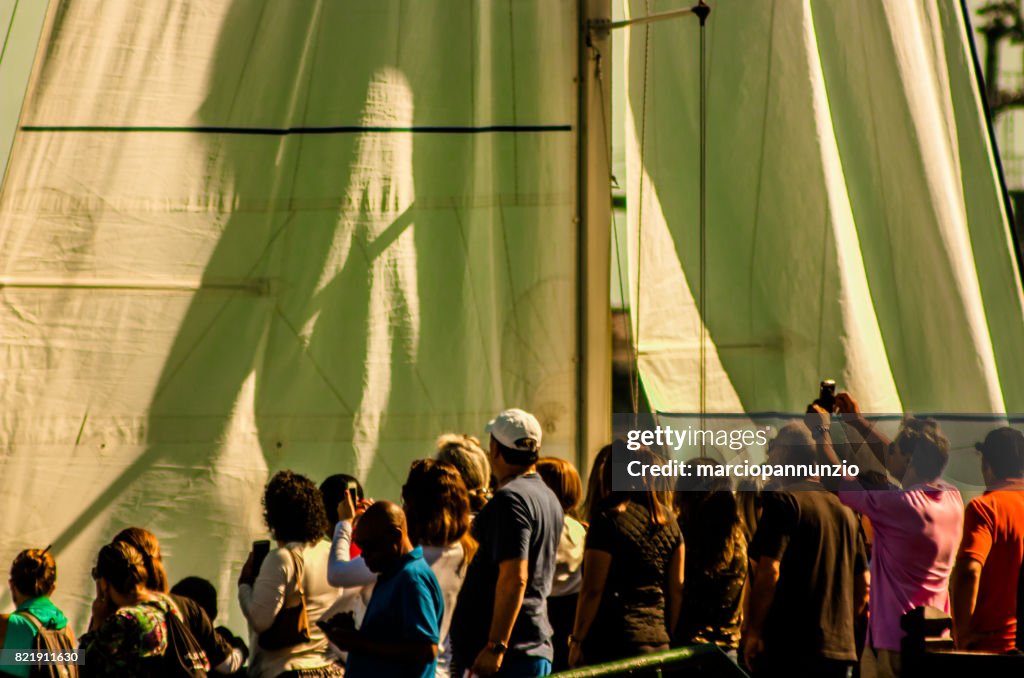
[699,2,709,442]
[593,1,710,422]
[634,0,652,420]
[0,0,21,71]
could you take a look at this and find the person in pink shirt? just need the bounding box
[810,396,964,678]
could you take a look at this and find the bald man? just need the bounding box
[325,501,443,678]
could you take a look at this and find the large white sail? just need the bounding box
[626,0,1024,415]
[0,0,579,632]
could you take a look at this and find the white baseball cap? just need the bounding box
[486,408,543,451]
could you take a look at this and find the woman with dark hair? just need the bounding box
[328,459,475,678]
[568,442,685,668]
[318,475,364,532]
[319,475,366,557]
[81,541,209,676]
[112,527,243,675]
[238,470,342,678]
[580,444,614,524]
[536,457,586,672]
[172,577,249,678]
[0,548,77,678]
[673,458,747,659]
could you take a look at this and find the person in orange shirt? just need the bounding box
[951,427,1024,653]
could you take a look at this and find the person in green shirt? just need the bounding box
[0,547,75,678]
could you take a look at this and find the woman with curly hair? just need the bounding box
[328,459,475,678]
[81,540,209,676]
[0,548,77,678]
[239,470,342,678]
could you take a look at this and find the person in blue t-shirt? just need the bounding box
[0,548,76,678]
[324,501,443,678]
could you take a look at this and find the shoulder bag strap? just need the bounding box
[285,545,306,602]
[14,610,45,632]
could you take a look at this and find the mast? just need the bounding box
[576,0,613,475]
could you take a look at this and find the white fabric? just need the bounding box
[549,515,585,597]
[238,540,340,678]
[0,0,50,185]
[0,0,578,637]
[625,0,1024,415]
[421,543,467,678]
[327,521,370,588]
[213,647,245,675]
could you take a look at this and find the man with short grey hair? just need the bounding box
[450,408,564,677]
[743,422,869,678]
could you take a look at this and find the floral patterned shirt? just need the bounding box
[80,593,187,677]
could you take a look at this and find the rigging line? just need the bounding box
[0,0,34,196]
[595,6,697,32]
[634,0,652,423]
[700,9,706,422]
[147,210,297,406]
[18,124,572,135]
[270,303,355,414]
[0,0,20,72]
[612,207,637,413]
[469,1,476,124]
[696,1,711,450]
[593,41,638,416]
[508,0,520,198]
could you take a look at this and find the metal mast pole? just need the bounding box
[576,0,613,475]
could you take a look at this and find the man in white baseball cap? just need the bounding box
[485,408,544,464]
[450,408,563,677]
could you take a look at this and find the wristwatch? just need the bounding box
[567,634,584,647]
[486,640,508,655]
[812,424,830,437]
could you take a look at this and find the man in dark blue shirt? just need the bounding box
[450,408,564,677]
[326,501,443,678]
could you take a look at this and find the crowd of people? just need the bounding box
[2,397,1024,678]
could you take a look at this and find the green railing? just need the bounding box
[552,644,748,677]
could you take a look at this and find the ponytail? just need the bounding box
[112,527,169,592]
[94,542,148,595]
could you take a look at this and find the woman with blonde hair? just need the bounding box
[328,459,475,678]
[435,433,491,513]
[536,457,586,672]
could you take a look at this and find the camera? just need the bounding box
[816,379,837,413]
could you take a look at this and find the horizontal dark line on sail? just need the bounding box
[20,124,573,135]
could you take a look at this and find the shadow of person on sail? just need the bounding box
[46,0,410,592]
